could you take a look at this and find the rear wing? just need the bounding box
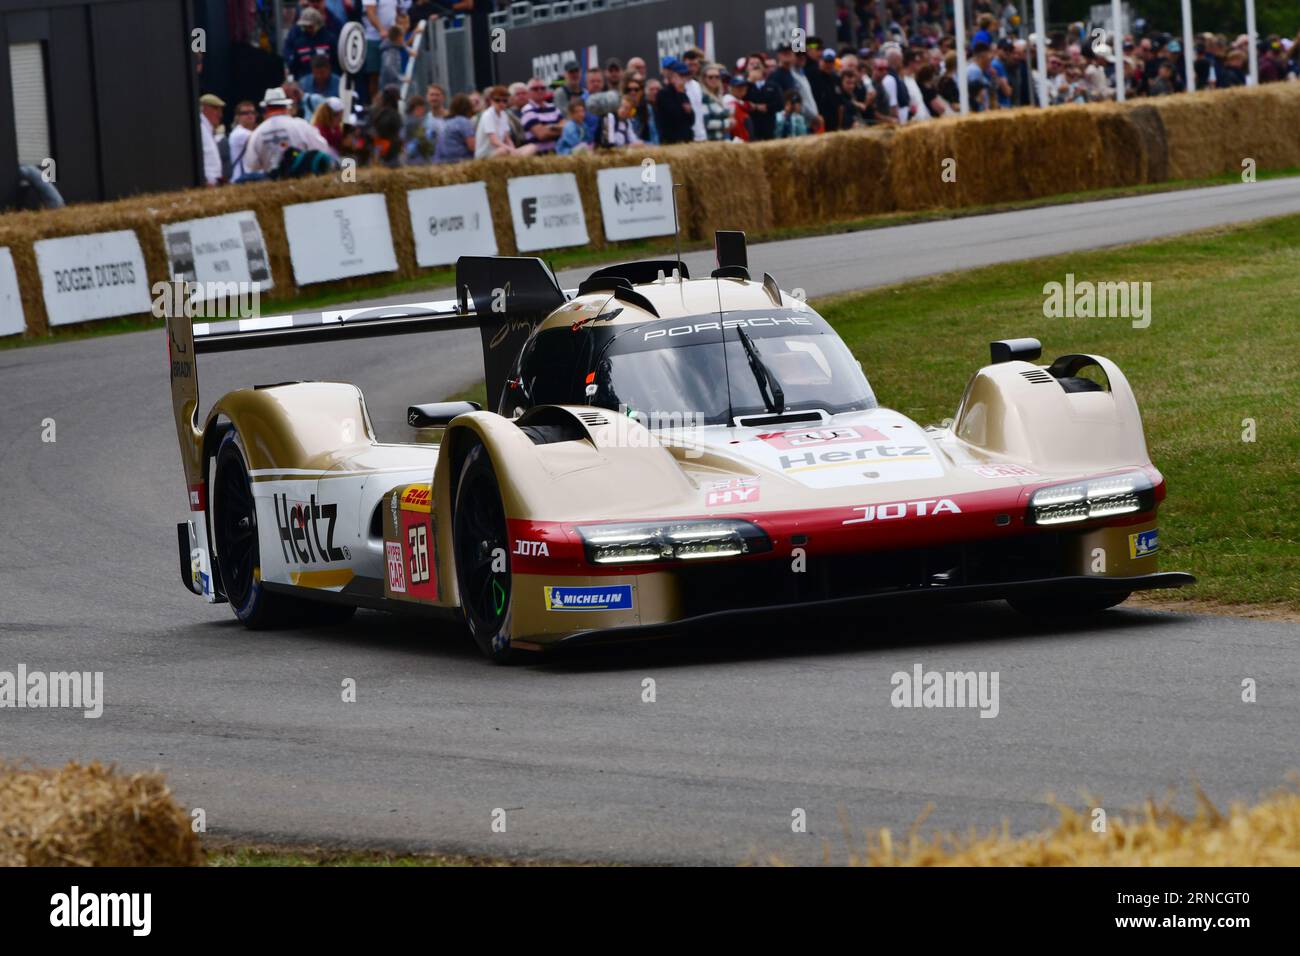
[164,256,568,505]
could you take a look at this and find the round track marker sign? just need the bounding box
[339,22,366,75]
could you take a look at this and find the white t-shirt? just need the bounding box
[228,125,253,180]
[363,0,400,43]
[881,74,902,122]
[243,114,331,173]
[475,107,512,158]
[200,115,222,184]
[685,77,706,141]
[903,75,930,121]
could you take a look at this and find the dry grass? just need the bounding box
[0,761,203,867]
[761,781,1300,866]
[3,84,1297,335]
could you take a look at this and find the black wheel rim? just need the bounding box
[455,466,510,634]
[216,447,257,607]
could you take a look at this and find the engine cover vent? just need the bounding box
[1020,369,1055,384]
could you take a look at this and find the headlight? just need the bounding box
[577,520,771,565]
[1028,470,1155,526]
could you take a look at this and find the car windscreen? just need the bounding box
[589,309,877,427]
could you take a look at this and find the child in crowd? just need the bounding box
[557,100,593,154]
[775,91,809,137]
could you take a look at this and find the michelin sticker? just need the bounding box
[544,585,634,612]
[1129,529,1159,558]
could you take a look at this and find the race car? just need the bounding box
[165,232,1193,662]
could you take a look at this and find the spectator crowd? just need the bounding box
[198,0,1300,185]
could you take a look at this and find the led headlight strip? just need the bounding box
[1028,469,1155,526]
[577,520,772,565]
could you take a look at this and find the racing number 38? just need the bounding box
[408,524,430,584]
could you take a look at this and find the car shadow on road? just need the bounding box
[529,602,1192,674]
[189,600,1193,673]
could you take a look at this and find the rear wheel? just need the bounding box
[1008,591,1132,619]
[212,430,355,628]
[453,442,514,663]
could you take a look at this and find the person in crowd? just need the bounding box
[553,60,585,116]
[623,74,658,144]
[867,59,898,125]
[370,85,404,166]
[655,58,695,144]
[299,55,341,116]
[775,90,810,137]
[557,100,594,154]
[626,56,647,79]
[227,100,258,182]
[283,6,337,81]
[433,92,477,163]
[724,72,753,141]
[604,58,625,97]
[403,95,436,163]
[310,97,344,156]
[199,93,225,186]
[521,77,565,153]
[967,41,994,112]
[380,24,407,91]
[806,47,841,126]
[242,86,332,177]
[744,62,782,140]
[361,0,399,99]
[599,94,643,148]
[1149,60,1176,96]
[881,46,911,123]
[681,47,708,141]
[913,64,950,117]
[583,70,620,139]
[833,67,872,129]
[476,85,537,158]
[700,65,732,141]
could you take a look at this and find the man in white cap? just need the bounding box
[243,87,332,177]
[198,93,226,186]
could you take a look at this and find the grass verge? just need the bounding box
[4,167,1294,352]
[818,214,1300,611]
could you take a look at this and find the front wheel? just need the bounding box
[1008,591,1132,619]
[452,442,515,663]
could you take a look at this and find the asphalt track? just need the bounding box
[1,179,1297,864]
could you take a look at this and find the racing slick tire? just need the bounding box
[452,441,515,664]
[1007,591,1132,618]
[212,430,356,629]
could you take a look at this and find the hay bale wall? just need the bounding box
[0,761,202,866]
[2,83,1297,336]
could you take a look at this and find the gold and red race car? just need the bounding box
[165,233,1192,662]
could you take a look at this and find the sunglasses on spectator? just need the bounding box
[626,84,642,91]
[528,84,545,91]
[492,96,508,102]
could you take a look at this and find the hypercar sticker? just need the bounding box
[386,541,407,593]
[703,477,761,506]
[544,585,634,611]
[1129,529,1159,558]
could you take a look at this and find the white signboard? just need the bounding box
[507,173,589,253]
[283,193,398,285]
[162,211,273,295]
[596,164,675,242]
[0,248,25,336]
[34,230,151,326]
[406,182,498,267]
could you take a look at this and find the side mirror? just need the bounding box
[407,401,481,428]
[989,338,1042,364]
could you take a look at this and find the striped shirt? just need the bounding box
[521,100,563,153]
